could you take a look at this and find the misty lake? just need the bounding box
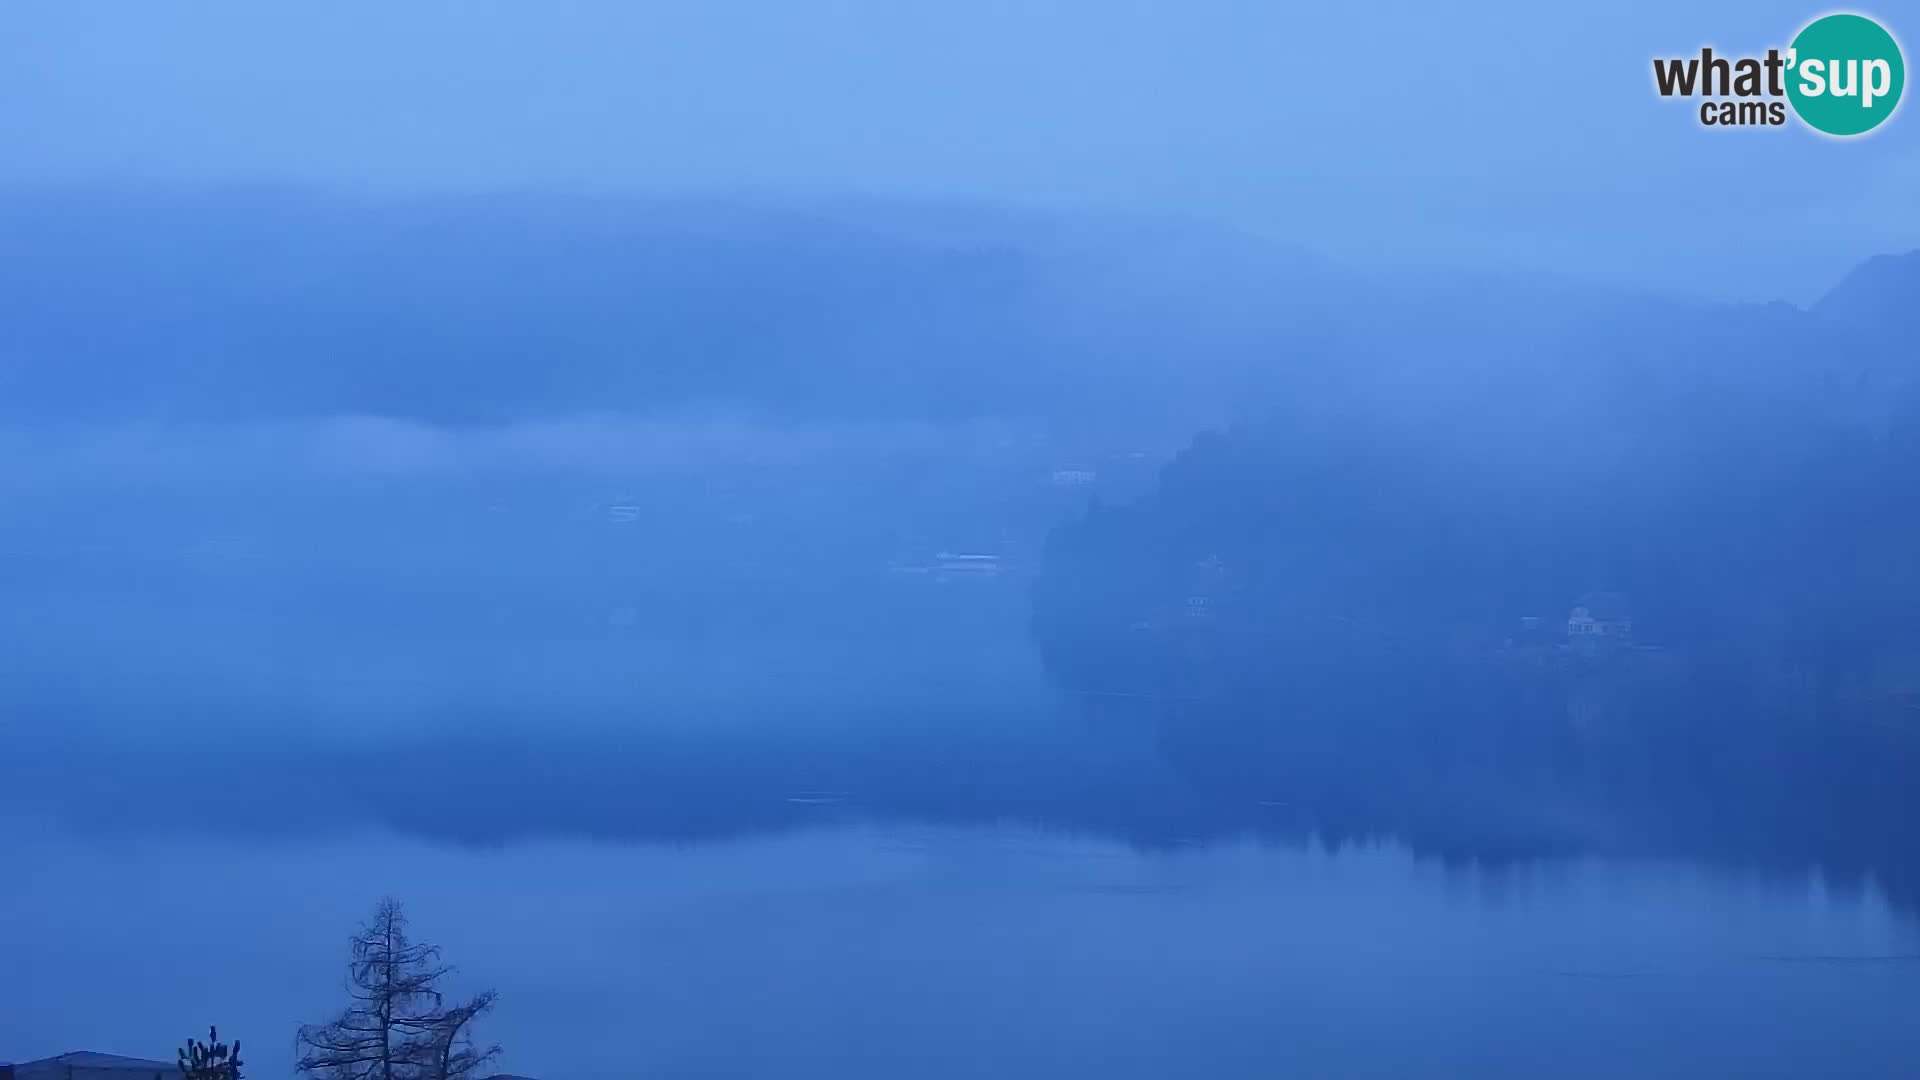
[9,9,1920,1073]
[6,579,1920,1079]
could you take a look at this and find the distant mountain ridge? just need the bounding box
[1813,249,1920,328]
[0,189,1334,429]
[0,188,1911,430]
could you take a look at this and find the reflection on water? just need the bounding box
[6,589,1920,1077]
[5,825,1918,1079]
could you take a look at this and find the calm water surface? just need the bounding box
[5,589,1919,1078]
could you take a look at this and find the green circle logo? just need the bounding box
[1787,13,1905,135]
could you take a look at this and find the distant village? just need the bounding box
[1074,553,1920,732]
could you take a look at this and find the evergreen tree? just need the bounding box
[177,1026,243,1080]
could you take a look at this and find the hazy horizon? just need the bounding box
[7,0,1917,303]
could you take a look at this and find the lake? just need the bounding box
[5,581,1920,1078]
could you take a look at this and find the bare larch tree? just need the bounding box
[429,989,500,1080]
[295,898,501,1080]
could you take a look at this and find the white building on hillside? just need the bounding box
[1568,592,1632,640]
[1568,592,1633,655]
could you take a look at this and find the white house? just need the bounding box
[1568,592,1633,643]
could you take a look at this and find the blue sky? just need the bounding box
[3,0,1916,302]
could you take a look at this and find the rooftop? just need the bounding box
[14,1052,180,1074]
